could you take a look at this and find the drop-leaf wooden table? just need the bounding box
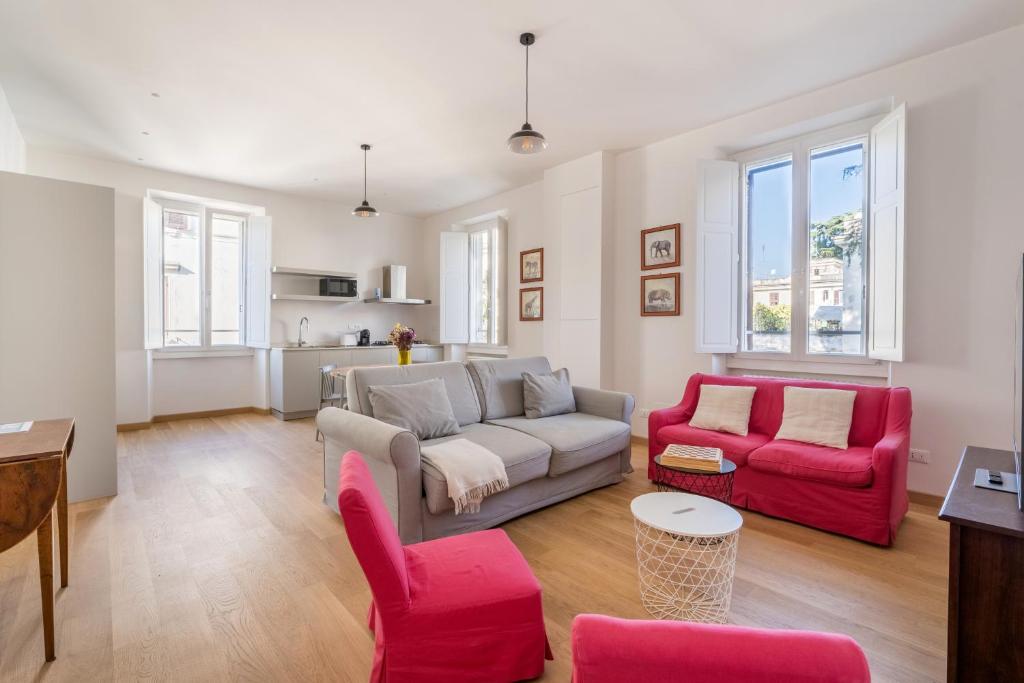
[0,418,74,662]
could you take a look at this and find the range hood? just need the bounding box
[363,265,431,305]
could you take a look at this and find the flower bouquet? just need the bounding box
[388,323,416,365]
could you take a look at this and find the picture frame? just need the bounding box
[640,273,680,317]
[520,247,544,283]
[519,287,544,321]
[641,223,681,270]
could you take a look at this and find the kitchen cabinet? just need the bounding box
[269,345,443,420]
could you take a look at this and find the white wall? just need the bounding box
[423,26,1024,496]
[0,171,116,502]
[27,149,431,423]
[0,85,26,173]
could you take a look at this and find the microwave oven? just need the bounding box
[319,277,357,297]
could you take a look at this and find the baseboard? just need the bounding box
[908,490,944,508]
[630,434,648,447]
[117,406,271,431]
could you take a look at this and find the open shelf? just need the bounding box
[362,296,432,305]
[272,294,358,302]
[271,266,358,279]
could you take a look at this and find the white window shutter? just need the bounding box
[245,215,272,349]
[439,231,469,344]
[695,159,740,353]
[868,104,906,362]
[143,197,163,349]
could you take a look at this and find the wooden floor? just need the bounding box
[0,414,948,682]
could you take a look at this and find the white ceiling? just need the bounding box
[1,0,1021,217]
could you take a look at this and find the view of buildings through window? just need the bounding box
[162,207,244,347]
[744,139,866,355]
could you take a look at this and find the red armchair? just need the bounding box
[571,614,870,683]
[338,451,552,682]
[649,374,911,545]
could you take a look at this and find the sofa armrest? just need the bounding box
[317,407,424,544]
[571,614,870,683]
[573,386,635,424]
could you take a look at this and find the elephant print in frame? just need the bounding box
[520,287,544,321]
[641,223,681,270]
[641,273,680,316]
[520,248,543,283]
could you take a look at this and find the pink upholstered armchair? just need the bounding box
[338,451,552,682]
[571,614,870,683]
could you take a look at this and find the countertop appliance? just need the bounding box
[342,333,359,346]
[358,329,370,346]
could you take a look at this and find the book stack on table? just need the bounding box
[661,444,724,472]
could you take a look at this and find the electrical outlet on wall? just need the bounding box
[639,408,651,418]
[909,448,930,464]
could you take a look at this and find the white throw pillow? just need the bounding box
[688,384,757,436]
[774,386,856,450]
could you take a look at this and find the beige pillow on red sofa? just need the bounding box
[688,384,757,436]
[774,386,856,449]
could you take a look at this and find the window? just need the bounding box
[438,216,506,347]
[146,195,262,350]
[468,220,503,346]
[738,122,870,359]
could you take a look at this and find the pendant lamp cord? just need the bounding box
[363,147,368,202]
[524,43,530,125]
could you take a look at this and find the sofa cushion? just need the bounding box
[488,413,630,477]
[747,440,874,487]
[774,386,856,449]
[688,384,756,436]
[347,361,482,427]
[467,356,552,420]
[367,378,461,440]
[420,423,551,514]
[523,368,576,419]
[656,422,770,467]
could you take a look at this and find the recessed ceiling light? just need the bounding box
[150,92,160,98]
[141,131,150,136]
[137,157,144,161]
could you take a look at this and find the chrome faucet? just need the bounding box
[298,317,309,347]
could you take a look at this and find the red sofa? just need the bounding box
[649,373,911,545]
[571,614,871,682]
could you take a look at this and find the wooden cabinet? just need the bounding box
[939,446,1024,682]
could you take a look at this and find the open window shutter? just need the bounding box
[439,231,469,344]
[143,197,163,349]
[245,215,272,349]
[868,104,906,362]
[695,159,740,352]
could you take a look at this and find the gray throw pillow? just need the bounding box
[367,378,461,440]
[522,368,576,419]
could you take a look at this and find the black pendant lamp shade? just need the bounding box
[507,32,547,154]
[352,144,378,217]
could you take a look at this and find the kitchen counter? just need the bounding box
[272,343,443,351]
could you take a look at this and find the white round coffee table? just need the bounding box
[630,491,743,623]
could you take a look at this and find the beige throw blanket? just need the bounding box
[420,439,509,515]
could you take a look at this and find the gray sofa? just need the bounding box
[317,356,635,544]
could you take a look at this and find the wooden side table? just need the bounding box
[0,418,75,662]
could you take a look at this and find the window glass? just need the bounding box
[163,210,201,346]
[807,142,866,354]
[744,158,793,352]
[469,229,492,344]
[211,215,243,345]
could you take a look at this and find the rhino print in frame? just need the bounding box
[641,223,681,270]
[641,273,680,316]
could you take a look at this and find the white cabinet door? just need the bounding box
[412,346,443,363]
[283,351,320,414]
[318,349,353,368]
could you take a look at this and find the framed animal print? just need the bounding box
[520,248,544,283]
[641,273,680,317]
[519,287,544,321]
[641,223,681,270]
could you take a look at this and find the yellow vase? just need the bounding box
[398,348,412,365]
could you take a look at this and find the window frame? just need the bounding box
[463,216,506,350]
[733,117,880,366]
[154,197,249,353]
